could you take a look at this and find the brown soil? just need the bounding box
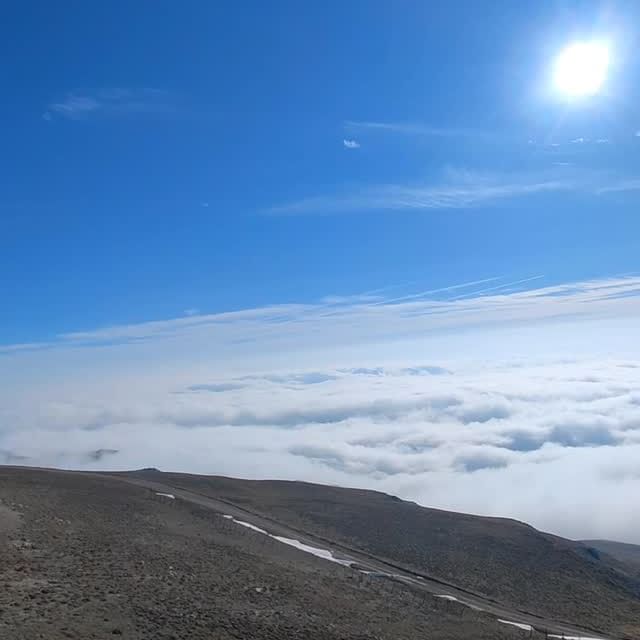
[128,469,640,639]
[1,467,523,640]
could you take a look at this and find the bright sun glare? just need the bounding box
[553,41,610,98]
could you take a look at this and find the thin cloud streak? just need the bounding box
[44,88,173,120]
[269,170,579,215]
[269,167,640,216]
[596,179,640,194]
[365,277,503,308]
[448,275,545,301]
[344,120,484,138]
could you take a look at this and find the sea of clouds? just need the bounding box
[2,275,639,542]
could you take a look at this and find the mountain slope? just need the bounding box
[0,466,523,640]
[129,470,640,638]
[582,539,640,574]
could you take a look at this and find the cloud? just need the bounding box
[2,275,640,543]
[343,139,360,149]
[596,179,640,194]
[183,308,199,317]
[3,275,639,355]
[44,88,173,120]
[344,120,483,138]
[255,372,338,385]
[454,451,510,473]
[548,423,619,448]
[269,167,640,215]
[187,383,246,393]
[268,168,581,215]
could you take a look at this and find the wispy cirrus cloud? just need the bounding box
[2,274,639,354]
[269,166,640,215]
[343,139,360,149]
[269,168,580,215]
[596,179,640,194]
[43,88,174,121]
[344,120,483,138]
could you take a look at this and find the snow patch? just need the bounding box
[549,636,606,640]
[222,514,353,566]
[498,619,533,632]
[436,594,459,601]
[233,519,269,535]
[272,535,353,566]
[155,492,175,499]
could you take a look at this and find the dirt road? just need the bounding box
[113,472,610,640]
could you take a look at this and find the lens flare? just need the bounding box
[553,41,609,98]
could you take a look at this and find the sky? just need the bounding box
[2,2,640,542]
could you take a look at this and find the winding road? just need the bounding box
[107,472,611,640]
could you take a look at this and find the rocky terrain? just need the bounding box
[0,467,521,640]
[582,540,640,575]
[1,466,638,639]
[125,469,640,639]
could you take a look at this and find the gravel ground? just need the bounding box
[0,467,525,640]
[143,471,639,639]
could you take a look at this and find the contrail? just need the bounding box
[366,276,503,307]
[264,280,418,325]
[447,275,545,301]
[311,276,503,320]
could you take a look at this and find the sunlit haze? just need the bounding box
[553,40,610,98]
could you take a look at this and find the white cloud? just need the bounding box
[596,179,640,194]
[2,275,640,543]
[343,139,360,149]
[344,120,483,138]
[269,168,581,214]
[44,88,172,120]
[269,167,640,215]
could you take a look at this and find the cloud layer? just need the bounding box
[2,276,640,543]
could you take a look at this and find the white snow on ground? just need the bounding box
[220,515,605,638]
[498,619,533,632]
[232,519,270,535]
[222,514,353,566]
[155,492,175,499]
[434,594,483,611]
[549,636,606,640]
[272,535,353,567]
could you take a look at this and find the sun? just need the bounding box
[553,41,610,98]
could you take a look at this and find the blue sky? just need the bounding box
[2,2,640,540]
[2,0,639,344]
